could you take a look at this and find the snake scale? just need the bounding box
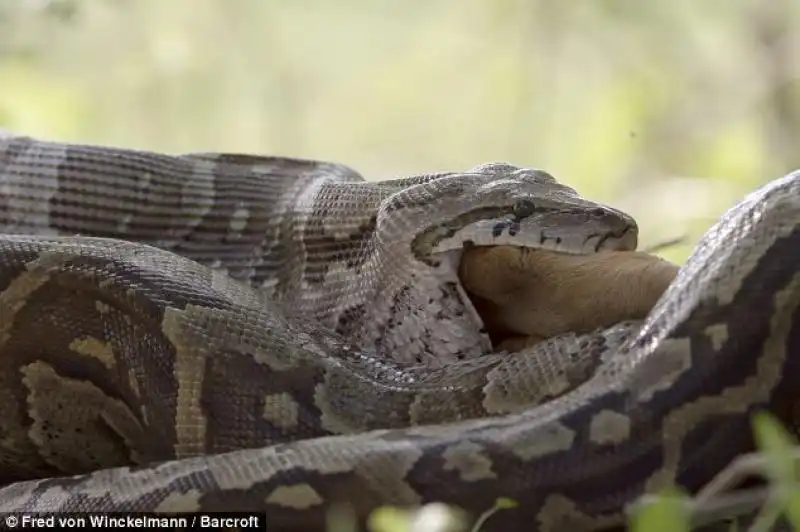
[0,132,797,531]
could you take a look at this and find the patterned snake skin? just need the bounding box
[0,132,796,531]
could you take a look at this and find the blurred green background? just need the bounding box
[1,0,798,264]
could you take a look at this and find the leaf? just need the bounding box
[630,488,691,532]
[751,412,800,530]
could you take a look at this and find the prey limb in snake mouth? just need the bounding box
[458,246,680,350]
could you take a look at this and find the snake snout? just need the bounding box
[590,205,639,252]
[597,223,639,252]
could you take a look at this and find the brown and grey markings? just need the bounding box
[626,337,693,403]
[266,484,324,509]
[703,323,729,352]
[588,409,631,445]
[68,337,116,369]
[22,361,144,473]
[152,490,202,512]
[537,494,622,532]
[161,308,208,459]
[513,422,576,461]
[645,272,800,495]
[441,441,497,482]
[262,392,301,431]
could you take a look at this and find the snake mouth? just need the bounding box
[421,220,639,351]
[594,225,639,253]
[416,208,639,350]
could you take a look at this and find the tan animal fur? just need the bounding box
[459,246,679,350]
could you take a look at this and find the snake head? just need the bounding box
[365,162,640,364]
[389,162,638,265]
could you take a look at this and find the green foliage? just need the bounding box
[630,488,691,532]
[468,497,517,532]
[362,497,515,532]
[751,412,800,530]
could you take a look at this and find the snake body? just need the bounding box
[0,132,797,531]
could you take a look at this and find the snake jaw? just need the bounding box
[422,200,638,350]
[593,223,639,252]
[432,248,490,342]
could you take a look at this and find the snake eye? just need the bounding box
[513,199,537,218]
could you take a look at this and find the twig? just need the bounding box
[642,235,689,254]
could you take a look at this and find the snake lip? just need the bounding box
[594,225,639,253]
